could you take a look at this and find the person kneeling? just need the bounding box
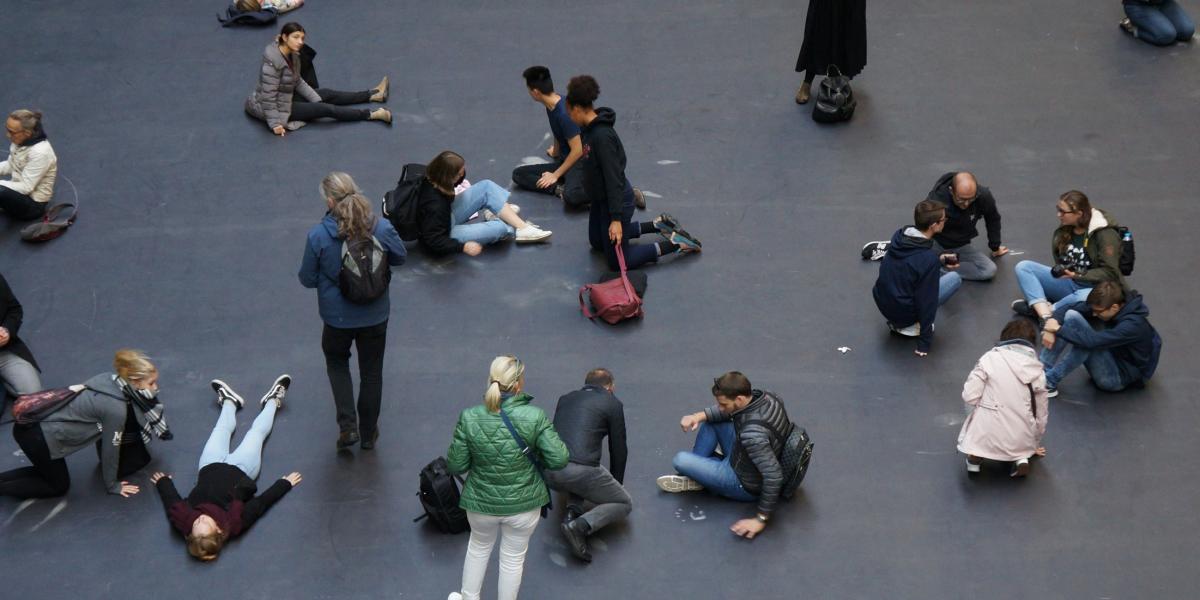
[657,372,801,540]
[957,319,1049,478]
[1040,281,1161,399]
[153,376,301,561]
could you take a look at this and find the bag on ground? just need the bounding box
[812,64,857,124]
[579,245,644,324]
[20,202,77,243]
[413,457,470,534]
[382,163,426,241]
[339,236,390,304]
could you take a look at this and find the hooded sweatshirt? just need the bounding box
[925,172,1002,251]
[873,227,942,352]
[0,128,57,203]
[298,214,406,328]
[957,340,1049,462]
[1053,292,1161,385]
[578,107,631,222]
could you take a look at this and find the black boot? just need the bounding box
[560,518,592,562]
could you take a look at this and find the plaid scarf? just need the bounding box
[115,376,173,443]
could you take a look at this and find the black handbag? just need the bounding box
[499,409,553,518]
[812,65,857,124]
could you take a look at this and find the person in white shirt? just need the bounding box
[0,109,57,221]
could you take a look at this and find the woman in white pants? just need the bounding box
[445,356,570,600]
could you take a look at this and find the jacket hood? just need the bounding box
[1087,208,1112,235]
[1117,291,1149,320]
[931,172,956,197]
[990,341,1044,385]
[320,213,340,238]
[886,226,933,258]
[588,107,617,128]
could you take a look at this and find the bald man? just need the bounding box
[924,171,1007,281]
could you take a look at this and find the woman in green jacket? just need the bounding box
[446,356,569,600]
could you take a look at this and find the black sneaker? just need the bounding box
[337,430,360,449]
[361,429,380,450]
[210,379,245,410]
[560,518,592,562]
[653,213,682,236]
[1011,299,1036,317]
[554,184,565,200]
[632,187,647,210]
[861,241,889,261]
[668,229,702,253]
[259,374,291,408]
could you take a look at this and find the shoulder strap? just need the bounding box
[499,408,553,513]
[615,244,637,301]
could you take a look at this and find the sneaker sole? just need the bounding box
[515,233,552,243]
[656,475,703,493]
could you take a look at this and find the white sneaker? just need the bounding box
[656,475,704,493]
[888,322,921,337]
[447,593,463,600]
[965,458,981,473]
[515,224,552,243]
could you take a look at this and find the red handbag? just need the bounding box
[11,387,83,424]
[579,243,644,324]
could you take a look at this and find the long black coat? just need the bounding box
[795,0,867,78]
[0,273,39,371]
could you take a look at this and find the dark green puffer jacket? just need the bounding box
[447,393,569,516]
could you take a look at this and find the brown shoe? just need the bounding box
[371,76,389,102]
[795,81,811,105]
[633,187,647,210]
[370,108,392,126]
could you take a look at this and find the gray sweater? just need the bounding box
[40,373,152,494]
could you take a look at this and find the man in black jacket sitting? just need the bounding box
[925,171,1008,281]
[545,368,630,562]
[658,371,793,540]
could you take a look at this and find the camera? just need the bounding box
[1051,260,1085,278]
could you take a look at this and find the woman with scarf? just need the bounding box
[957,319,1050,478]
[152,376,301,562]
[0,349,171,498]
[0,109,57,220]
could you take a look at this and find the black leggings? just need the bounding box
[291,88,372,123]
[0,423,70,498]
[0,187,47,221]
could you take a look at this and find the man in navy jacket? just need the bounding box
[872,200,962,356]
[1040,281,1161,397]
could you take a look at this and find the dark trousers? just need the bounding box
[588,181,659,270]
[511,161,589,208]
[0,187,47,220]
[321,320,388,437]
[291,88,372,122]
[0,423,70,498]
[544,463,632,533]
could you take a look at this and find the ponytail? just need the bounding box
[321,171,376,240]
[484,355,525,413]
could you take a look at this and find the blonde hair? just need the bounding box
[321,172,376,241]
[113,349,156,382]
[186,531,227,562]
[484,355,525,413]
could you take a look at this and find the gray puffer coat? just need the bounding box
[244,43,321,131]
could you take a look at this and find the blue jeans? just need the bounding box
[938,271,963,306]
[932,241,996,282]
[450,180,516,245]
[1014,260,1093,313]
[1126,0,1196,46]
[1040,310,1129,391]
[671,421,757,502]
[199,400,278,480]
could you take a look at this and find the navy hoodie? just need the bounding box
[873,227,942,352]
[1053,292,1162,385]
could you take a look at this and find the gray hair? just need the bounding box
[8,109,42,133]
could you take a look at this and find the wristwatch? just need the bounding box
[755,513,769,524]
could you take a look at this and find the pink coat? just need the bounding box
[957,341,1049,462]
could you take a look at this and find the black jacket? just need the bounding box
[414,179,465,256]
[552,385,628,483]
[0,273,39,371]
[872,227,942,352]
[925,172,1002,251]
[156,463,293,538]
[579,107,630,222]
[1053,292,1162,385]
[704,390,793,516]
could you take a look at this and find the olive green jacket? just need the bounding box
[446,393,569,516]
[1051,207,1125,288]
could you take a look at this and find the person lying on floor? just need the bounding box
[153,376,301,562]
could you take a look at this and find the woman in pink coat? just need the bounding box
[957,319,1049,477]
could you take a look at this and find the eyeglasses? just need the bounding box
[1056,207,1078,215]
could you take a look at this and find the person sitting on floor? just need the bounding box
[416,150,552,257]
[1120,0,1195,46]
[924,171,1008,281]
[657,372,796,540]
[545,368,631,563]
[153,376,301,561]
[1040,281,1161,399]
[872,199,962,357]
[0,109,57,221]
[957,319,1049,478]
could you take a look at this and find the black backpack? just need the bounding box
[1114,226,1135,276]
[338,235,391,304]
[382,163,426,242]
[812,65,857,124]
[744,419,815,500]
[413,457,470,534]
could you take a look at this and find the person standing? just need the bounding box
[794,0,867,104]
[957,319,1049,477]
[545,368,631,563]
[0,272,42,398]
[298,172,406,450]
[0,109,57,220]
[446,356,569,600]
